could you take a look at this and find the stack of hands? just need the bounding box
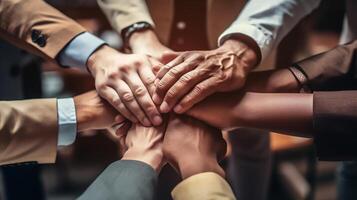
[76,29,260,177]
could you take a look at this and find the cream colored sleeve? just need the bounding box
[97,0,155,34]
[172,172,236,200]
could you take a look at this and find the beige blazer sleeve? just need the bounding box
[0,0,85,61]
[0,99,58,165]
[171,172,236,200]
[97,0,154,34]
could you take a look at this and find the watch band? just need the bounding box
[288,64,312,93]
[121,22,153,48]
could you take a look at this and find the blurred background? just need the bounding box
[0,0,346,199]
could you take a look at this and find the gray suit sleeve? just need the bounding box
[78,160,158,200]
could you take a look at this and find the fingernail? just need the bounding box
[174,105,183,113]
[152,93,161,104]
[160,102,170,113]
[143,118,152,126]
[152,115,163,126]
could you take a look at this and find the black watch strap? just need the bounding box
[121,22,153,48]
[288,64,312,93]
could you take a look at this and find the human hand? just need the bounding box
[128,29,178,75]
[87,45,162,126]
[129,29,174,61]
[121,122,167,172]
[153,39,259,114]
[74,90,125,133]
[163,114,226,179]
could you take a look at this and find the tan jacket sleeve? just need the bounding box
[97,0,154,34]
[0,0,86,61]
[171,172,236,200]
[0,99,58,165]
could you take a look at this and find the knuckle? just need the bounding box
[166,89,176,99]
[108,71,119,79]
[193,84,205,95]
[144,104,157,115]
[179,73,192,84]
[96,82,107,91]
[133,86,147,97]
[121,92,135,102]
[112,98,122,107]
[119,65,131,73]
[144,76,155,85]
[156,80,167,91]
[168,68,180,77]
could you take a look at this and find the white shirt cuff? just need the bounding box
[57,32,106,70]
[218,23,273,61]
[57,98,77,146]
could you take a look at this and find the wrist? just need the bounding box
[73,95,96,132]
[220,38,260,68]
[122,147,164,173]
[177,155,224,179]
[129,29,159,51]
[87,45,123,75]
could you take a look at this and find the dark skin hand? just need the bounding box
[186,68,314,137]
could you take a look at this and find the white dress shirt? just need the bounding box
[219,0,321,61]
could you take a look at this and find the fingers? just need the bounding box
[124,72,162,126]
[98,86,138,123]
[138,64,156,96]
[159,69,207,113]
[149,57,165,75]
[112,79,152,126]
[174,76,221,113]
[154,55,202,105]
[156,55,185,79]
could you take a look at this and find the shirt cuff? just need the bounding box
[218,23,273,61]
[171,172,236,200]
[57,98,77,146]
[57,32,106,70]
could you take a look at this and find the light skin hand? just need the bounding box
[73,90,125,138]
[162,114,226,179]
[129,29,173,61]
[121,122,167,172]
[87,45,162,126]
[128,29,178,75]
[152,38,259,114]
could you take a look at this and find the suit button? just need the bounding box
[36,34,47,47]
[31,30,47,47]
[31,30,41,42]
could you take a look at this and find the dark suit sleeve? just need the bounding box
[295,40,357,91]
[293,40,357,160]
[313,91,357,161]
[78,160,158,200]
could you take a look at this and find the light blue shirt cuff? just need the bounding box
[57,98,77,146]
[58,32,106,69]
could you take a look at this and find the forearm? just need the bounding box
[0,99,58,165]
[244,68,301,93]
[233,92,314,136]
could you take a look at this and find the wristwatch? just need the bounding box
[121,22,153,48]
